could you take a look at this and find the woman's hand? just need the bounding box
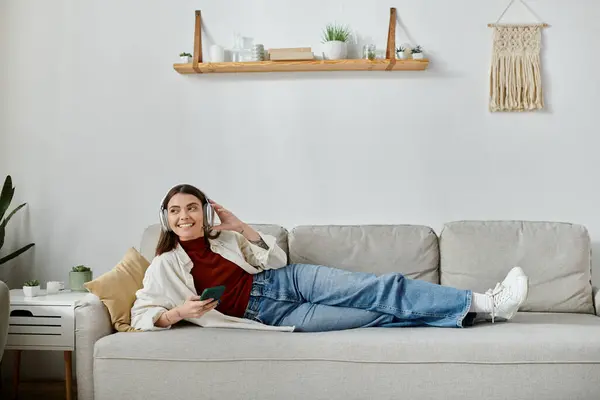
[209,200,263,242]
[176,295,219,319]
[209,200,245,233]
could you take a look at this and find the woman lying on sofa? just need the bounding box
[130,184,529,332]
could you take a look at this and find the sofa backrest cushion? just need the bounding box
[139,223,289,264]
[287,225,439,283]
[439,220,594,314]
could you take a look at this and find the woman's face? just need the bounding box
[166,193,205,241]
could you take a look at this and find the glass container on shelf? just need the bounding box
[363,44,376,60]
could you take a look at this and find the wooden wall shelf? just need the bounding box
[173,59,428,74]
[174,8,429,75]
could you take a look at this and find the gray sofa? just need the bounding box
[75,220,600,400]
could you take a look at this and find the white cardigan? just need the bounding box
[130,230,295,332]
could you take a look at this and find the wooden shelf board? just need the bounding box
[173,59,429,74]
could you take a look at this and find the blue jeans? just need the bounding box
[242,264,474,332]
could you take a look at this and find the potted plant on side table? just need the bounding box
[23,280,40,297]
[69,265,92,292]
[321,23,351,60]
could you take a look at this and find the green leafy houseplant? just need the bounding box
[321,23,351,60]
[396,45,407,60]
[0,175,35,266]
[70,264,92,291]
[321,23,351,43]
[179,52,193,63]
[23,279,40,297]
[410,45,424,60]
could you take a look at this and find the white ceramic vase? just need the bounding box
[412,53,424,60]
[23,285,40,297]
[322,41,347,60]
[180,56,192,63]
[396,52,407,60]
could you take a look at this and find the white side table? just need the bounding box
[5,289,88,400]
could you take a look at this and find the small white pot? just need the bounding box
[396,52,408,60]
[23,285,40,297]
[322,41,347,60]
[412,53,424,60]
[180,56,192,63]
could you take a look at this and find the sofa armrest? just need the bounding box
[0,280,9,363]
[75,293,114,400]
[594,286,600,317]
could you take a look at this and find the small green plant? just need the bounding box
[23,279,39,287]
[179,52,192,57]
[321,23,351,43]
[411,45,423,54]
[396,46,406,53]
[0,175,35,266]
[72,265,91,272]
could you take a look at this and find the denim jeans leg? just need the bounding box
[258,264,472,328]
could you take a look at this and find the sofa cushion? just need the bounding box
[287,225,439,283]
[139,223,289,263]
[84,247,150,332]
[94,313,600,365]
[440,220,594,314]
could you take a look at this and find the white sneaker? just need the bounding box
[485,267,529,323]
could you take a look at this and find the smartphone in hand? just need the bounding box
[199,285,226,302]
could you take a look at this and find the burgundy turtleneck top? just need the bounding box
[179,236,253,318]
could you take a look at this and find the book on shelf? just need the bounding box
[268,47,314,61]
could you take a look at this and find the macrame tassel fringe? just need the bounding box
[489,25,544,112]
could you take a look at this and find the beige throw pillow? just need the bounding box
[84,247,150,332]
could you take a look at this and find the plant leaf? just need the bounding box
[0,243,35,265]
[0,175,15,223]
[0,203,26,229]
[0,223,4,250]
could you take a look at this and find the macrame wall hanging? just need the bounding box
[488,0,548,112]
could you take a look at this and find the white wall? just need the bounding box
[2,0,600,379]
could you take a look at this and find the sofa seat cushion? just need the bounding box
[94,313,600,364]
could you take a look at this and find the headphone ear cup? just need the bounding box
[159,208,170,232]
[205,202,214,227]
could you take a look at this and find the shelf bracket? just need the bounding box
[193,10,203,73]
[385,7,397,70]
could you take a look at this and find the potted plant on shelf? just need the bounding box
[411,45,424,60]
[179,52,193,63]
[321,23,351,60]
[69,265,92,292]
[396,45,408,60]
[23,280,40,297]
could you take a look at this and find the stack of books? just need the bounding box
[268,47,315,61]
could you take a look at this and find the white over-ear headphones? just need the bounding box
[159,186,215,232]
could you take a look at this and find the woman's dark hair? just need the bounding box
[155,184,221,256]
